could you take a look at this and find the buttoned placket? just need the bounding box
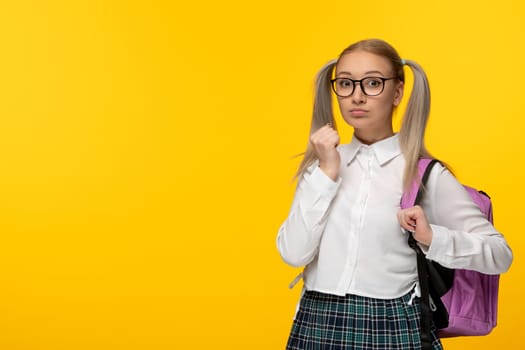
[338,146,374,292]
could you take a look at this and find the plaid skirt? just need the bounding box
[286,290,442,350]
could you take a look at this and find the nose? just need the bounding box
[351,84,366,104]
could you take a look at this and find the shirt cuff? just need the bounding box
[425,224,450,260]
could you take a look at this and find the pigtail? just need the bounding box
[398,59,433,190]
[294,59,337,179]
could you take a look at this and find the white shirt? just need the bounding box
[277,134,513,298]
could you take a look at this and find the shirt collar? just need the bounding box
[341,133,401,167]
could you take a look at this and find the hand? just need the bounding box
[397,205,433,246]
[310,124,340,181]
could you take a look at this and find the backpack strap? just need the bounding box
[403,158,441,350]
[401,158,436,209]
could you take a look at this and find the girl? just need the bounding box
[276,39,513,349]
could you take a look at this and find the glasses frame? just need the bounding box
[330,77,398,97]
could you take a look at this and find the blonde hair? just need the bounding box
[295,39,432,189]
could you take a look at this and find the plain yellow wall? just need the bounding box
[0,0,523,349]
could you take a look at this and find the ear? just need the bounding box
[393,81,404,106]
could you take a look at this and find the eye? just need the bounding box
[337,79,353,88]
[365,78,383,88]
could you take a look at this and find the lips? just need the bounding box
[350,109,368,116]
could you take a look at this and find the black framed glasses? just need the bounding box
[330,77,398,97]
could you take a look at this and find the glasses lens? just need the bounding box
[362,77,384,96]
[333,78,354,97]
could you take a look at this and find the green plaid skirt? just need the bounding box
[286,290,442,350]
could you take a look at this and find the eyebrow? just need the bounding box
[336,70,386,77]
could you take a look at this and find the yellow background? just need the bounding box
[0,0,523,349]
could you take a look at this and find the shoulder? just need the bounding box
[425,160,468,199]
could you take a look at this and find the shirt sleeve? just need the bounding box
[421,163,513,274]
[276,163,341,267]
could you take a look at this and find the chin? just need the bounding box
[342,116,370,129]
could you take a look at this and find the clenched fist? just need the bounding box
[310,124,340,181]
[397,205,433,246]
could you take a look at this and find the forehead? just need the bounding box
[336,50,393,76]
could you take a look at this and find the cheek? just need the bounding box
[336,97,349,112]
[381,91,398,109]
[373,97,396,120]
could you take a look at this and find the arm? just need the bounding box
[422,164,512,274]
[277,124,341,267]
[276,165,340,267]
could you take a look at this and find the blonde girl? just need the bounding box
[277,39,512,349]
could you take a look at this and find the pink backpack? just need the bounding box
[401,159,499,348]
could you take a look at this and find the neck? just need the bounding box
[354,128,394,145]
